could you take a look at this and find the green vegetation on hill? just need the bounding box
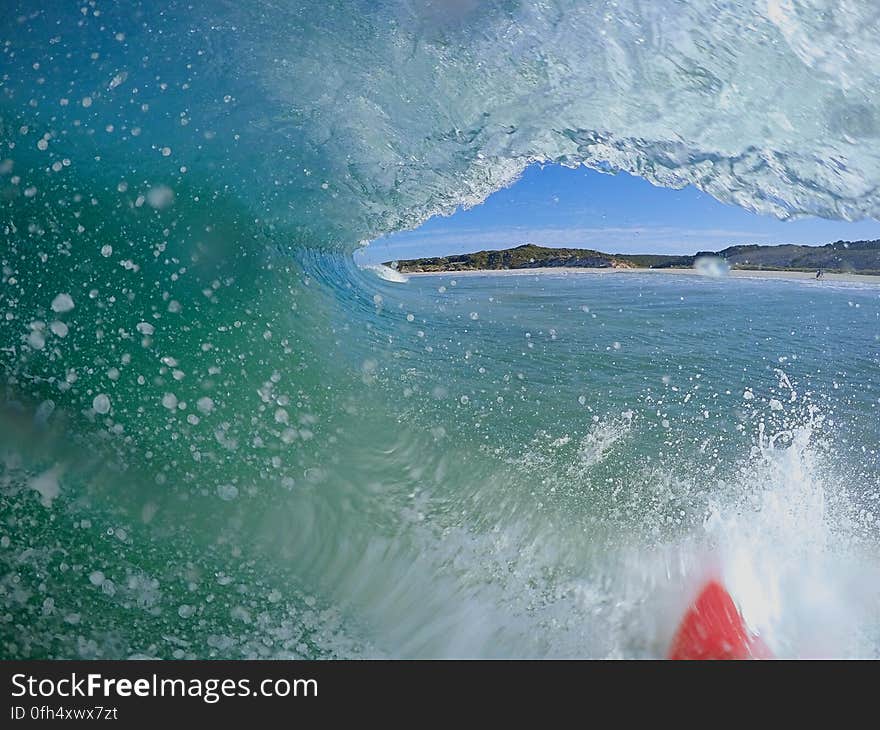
[390,244,675,272]
[388,240,880,274]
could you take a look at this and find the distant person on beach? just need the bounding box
[816,268,823,279]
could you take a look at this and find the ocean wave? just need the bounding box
[2,1,880,658]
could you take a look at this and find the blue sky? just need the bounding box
[356,164,880,264]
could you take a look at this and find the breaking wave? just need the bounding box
[2,1,880,658]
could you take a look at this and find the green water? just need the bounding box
[3,0,880,658]
[3,262,880,657]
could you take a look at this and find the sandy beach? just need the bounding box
[403,267,880,284]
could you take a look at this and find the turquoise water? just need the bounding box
[3,1,880,658]
[4,262,880,657]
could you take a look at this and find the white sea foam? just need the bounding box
[693,255,730,278]
[361,264,409,283]
[578,415,633,468]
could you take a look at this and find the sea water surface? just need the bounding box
[4,261,880,658]
[345,269,880,657]
[4,0,880,659]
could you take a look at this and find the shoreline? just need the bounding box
[400,266,880,284]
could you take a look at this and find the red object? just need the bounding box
[668,580,771,660]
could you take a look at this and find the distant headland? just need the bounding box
[387,240,880,275]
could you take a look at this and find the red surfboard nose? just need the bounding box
[668,580,771,660]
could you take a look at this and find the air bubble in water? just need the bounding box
[51,293,74,312]
[217,484,239,501]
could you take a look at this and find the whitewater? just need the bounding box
[1,1,880,658]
